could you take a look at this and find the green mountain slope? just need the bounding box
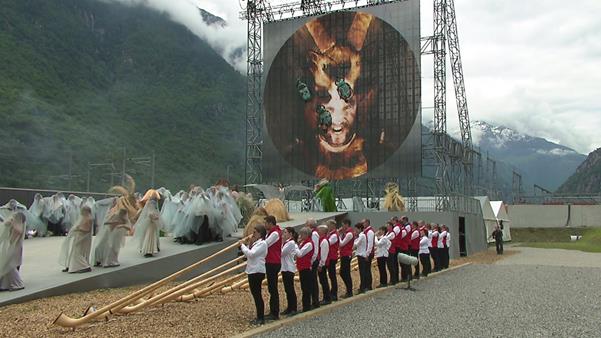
[556,148,601,194]
[0,0,245,192]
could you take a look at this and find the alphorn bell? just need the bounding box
[53,236,249,328]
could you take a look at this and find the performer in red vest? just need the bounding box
[441,224,450,269]
[430,224,440,272]
[338,219,354,298]
[306,219,321,309]
[409,221,421,279]
[263,216,281,320]
[326,220,339,301]
[362,219,375,291]
[296,227,314,312]
[317,225,331,304]
[398,216,411,282]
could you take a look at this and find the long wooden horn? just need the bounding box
[178,270,247,301]
[53,237,248,328]
[114,256,246,314]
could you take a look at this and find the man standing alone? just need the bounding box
[491,224,503,255]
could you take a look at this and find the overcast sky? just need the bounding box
[195,0,601,154]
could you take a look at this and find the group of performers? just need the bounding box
[0,180,245,292]
[241,215,451,324]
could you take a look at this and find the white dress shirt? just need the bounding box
[241,239,267,274]
[328,232,339,245]
[354,232,367,257]
[265,230,280,248]
[339,231,353,247]
[446,232,451,248]
[419,236,430,254]
[385,228,397,241]
[281,240,298,273]
[427,230,433,247]
[365,228,375,256]
[438,231,448,248]
[311,230,320,263]
[411,229,419,240]
[319,238,329,267]
[297,241,313,258]
[374,236,391,258]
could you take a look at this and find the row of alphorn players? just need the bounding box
[240,215,451,324]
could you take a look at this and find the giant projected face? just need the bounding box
[264,11,419,180]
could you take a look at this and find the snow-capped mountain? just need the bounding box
[451,121,586,191]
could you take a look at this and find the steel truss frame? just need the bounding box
[243,0,474,212]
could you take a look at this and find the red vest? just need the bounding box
[410,229,420,250]
[296,239,313,271]
[431,231,439,247]
[265,225,282,264]
[387,231,396,254]
[399,229,409,251]
[328,230,339,261]
[363,226,375,256]
[442,232,447,247]
[392,224,403,250]
[339,228,354,257]
[318,235,330,266]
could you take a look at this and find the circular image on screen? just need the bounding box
[264,11,419,180]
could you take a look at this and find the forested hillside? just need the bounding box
[0,0,246,192]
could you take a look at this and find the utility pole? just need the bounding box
[121,146,127,185]
[151,151,156,188]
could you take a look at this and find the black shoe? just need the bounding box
[377,284,387,288]
[320,300,331,306]
[61,268,68,273]
[367,287,373,291]
[144,254,153,258]
[400,279,408,283]
[357,289,366,294]
[94,262,101,267]
[341,292,353,299]
[265,313,279,321]
[250,318,265,325]
[282,310,297,316]
[331,296,338,302]
[312,303,320,309]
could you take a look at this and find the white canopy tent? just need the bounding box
[476,196,500,243]
[490,201,512,241]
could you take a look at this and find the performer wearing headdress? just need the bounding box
[383,182,405,211]
[0,212,26,291]
[314,179,337,212]
[133,198,162,258]
[59,206,93,273]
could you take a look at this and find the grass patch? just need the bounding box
[517,228,601,253]
[511,227,588,243]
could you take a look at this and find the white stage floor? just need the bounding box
[0,211,346,307]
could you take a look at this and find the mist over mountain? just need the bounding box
[0,0,246,192]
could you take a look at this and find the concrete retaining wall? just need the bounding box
[507,205,601,228]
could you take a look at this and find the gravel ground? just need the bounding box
[259,263,601,337]
[0,249,511,338]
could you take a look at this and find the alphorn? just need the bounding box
[178,270,247,301]
[53,236,249,328]
[115,257,247,313]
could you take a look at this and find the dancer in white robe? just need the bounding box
[0,199,27,223]
[62,194,82,232]
[94,208,130,267]
[27,193,48,236]
[43,194,66,235]
[0,212,26,291]
[133,199,161,257]
[58,206,93,273]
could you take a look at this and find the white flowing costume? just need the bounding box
[93,209,130,267]
[133,200,161,255]
[0,213,25,290]
[58,210,93,272]
[27,194,48,236]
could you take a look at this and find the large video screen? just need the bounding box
[262,0,421,182]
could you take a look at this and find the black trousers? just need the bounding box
[495,240,504,254]
[410,249,420,277]
[248,273,265,320]
[311,260,320,307]
[357,256,369,291]
[399,249,410,281]
[377,257,388,286]
[430,247,439,271]
[282,271,297,312]
[318,265,331,302]
[420,253,431,276]
[299,269,313,312]
[327,258,338,299]
[366,255,373,290]
[265,263,280,316]
[442,247,450,268]
[339,256,353,295]
[387,251,399,284]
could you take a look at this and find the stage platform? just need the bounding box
[0,211,346,307]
